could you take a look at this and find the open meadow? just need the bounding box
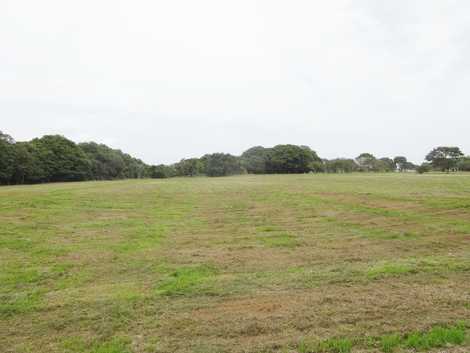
[1,173,469,353]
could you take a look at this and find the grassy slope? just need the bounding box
[0,174,469,353]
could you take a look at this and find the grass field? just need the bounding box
[1,173,470,353]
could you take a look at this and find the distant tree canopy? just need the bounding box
[457,157,470,172]
[267,145,321,173]
[203,153,242,177]
[148,164,176,179]
[324,158,358,173]
[240,144,322,174]
[425,146,464,172]
[377,157,396,172]
[1,131,469,185]
[394,156,407,171]
[31,135,91,182]
[79,142,148,180]
[174,158,205,177]
[355,153,377,172]
[0,131,16,184]
[241,146,269,174]
[417,162,432,174]
[353,154,417,173]
[0,131,150,185]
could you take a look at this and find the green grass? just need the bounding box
[299,338,353,353]
[404,323,466,350]
[1,174,470,352]
[318,338,353,353]
[156,265,218,296]
[62,337,131,353]
[258,231,299,248]
[298,323,468,353]
[367,262,417,279]
[380,334,401,353]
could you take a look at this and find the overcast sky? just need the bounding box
[1,1,469,164]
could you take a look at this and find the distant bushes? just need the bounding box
[2,130,470,185]
[417,163,431,174]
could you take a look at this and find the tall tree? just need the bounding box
[425,147,463,172]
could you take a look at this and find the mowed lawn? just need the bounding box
[1,174,470,353]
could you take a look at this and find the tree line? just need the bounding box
[0,132,148,185]
[1,130,469,185]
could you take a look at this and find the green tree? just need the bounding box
[10,142,38,184]
[403,161,417,171]
[148,164,176,178]
[325,158,358,173]
[39,139,149,182]
[378,157,396,172]
[0,131,16,184]
[175,158,204,177]
[79,142,135,180]
[240,146,269,174]
[309,160,325,173]
[121,153,148,178]
[425,147,464,172]
[355,153,376,172]
[1,132,151,185]
[393,156,408,172]
[203,153,242,177]
[417,162,431,174]
[31,135,91,182]
[266,144,320,174]
[457,157,470,171]
[0,130,14,144]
